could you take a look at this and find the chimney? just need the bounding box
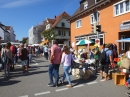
[55,16,56,19]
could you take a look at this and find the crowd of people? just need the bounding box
[47,41,120,88]
[0,40,130,96]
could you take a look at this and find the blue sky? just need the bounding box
[0,0,80,41]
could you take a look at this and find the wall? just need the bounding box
[56,18,70,28]
[0,28,4,40]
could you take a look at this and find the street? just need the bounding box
[0,56,129,97]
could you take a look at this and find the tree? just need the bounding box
[6,36,10,42]
[41,28,58,43]
[22,37,28,44]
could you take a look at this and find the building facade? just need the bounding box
[28,22,46,45]
[69,0,130,53]
[0,24,10,43]
[5,26,15,42]
[44,12,71,46]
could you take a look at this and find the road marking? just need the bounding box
[35,91,50,96]
[73,84,84,88]
[19,95,28,97]
[100,79,105,82]
[87,81,97,85]
[56,88,68,92]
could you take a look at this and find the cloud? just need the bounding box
[1,0,42,8]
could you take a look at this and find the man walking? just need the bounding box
[20,45,29,75]
[48,40,62,87]
[100,43,113,81]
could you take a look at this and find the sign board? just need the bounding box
[95,39,100,47]
[120,22,130,31]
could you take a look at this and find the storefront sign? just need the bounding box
[120,22,130,31]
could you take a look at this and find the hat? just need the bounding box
[94,44,98,47]
[106,43,112,48]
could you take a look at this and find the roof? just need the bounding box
[46,12,70,28]
[5,26,11,30]
[0,25,9,33]
[69,0,110,21]
[52,12,70,27]
[47,18,55,24]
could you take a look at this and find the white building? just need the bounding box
[5,26,15,42]
[0,24,10,43]
[45,12,71,46]
[28,22,46,45]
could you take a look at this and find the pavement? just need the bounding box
[0,56,129,97]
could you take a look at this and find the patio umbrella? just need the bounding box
[76,39,92,45]
[116,38,130,42]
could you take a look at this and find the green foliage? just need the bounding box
[41,28,58,42]
[22,38,27,44]
[6,36,10,42]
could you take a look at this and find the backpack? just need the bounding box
[99,49,109,64]
[2,50,7,63]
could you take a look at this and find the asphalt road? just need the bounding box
[0,56,129,97]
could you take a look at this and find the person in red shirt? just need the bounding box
[7,42,15,70]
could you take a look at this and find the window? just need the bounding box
[114,0,130,16]
[121,35,125,50]
[76,19,82,28]
[84,1,88,9]
[58,30,65,36]
[90,11,99,24]
[61,22,65,27]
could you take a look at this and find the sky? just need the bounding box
[0,0,80,41]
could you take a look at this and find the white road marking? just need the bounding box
[100,79,105,82]
[56,88,68,92]
[19,95,28,97]
[35,91,50,96]
[87,81,97,85]
[73,84,84,88]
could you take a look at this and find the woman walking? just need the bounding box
[1,44,12,78]
[60,46,75,88]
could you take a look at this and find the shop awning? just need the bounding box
[40,39,49,45]
[116,38,130,42]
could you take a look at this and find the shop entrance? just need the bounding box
[119,31,130,54]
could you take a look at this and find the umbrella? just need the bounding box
[76,39,92,45]
[116,38,130,42]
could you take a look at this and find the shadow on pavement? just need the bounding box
[0,78,21,87]
[57,74,98,87]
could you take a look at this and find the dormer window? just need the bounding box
[61,22,65,27]
[84,1,88,9]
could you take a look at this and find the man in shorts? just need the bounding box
[20,45,29,75]
[100,43,113,81]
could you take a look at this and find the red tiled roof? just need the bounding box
[46,12,70,28]
[52,12,70,27]
[5,26,11,30]
[47,18,55,24]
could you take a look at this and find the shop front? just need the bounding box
[118,20,130,54]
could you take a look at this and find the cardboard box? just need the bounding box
[114,73,126,85]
